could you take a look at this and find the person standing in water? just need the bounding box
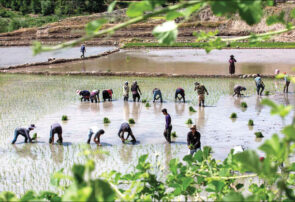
[229,55,237,75]
[80,44,86,58]
[11,124,35,144]
[284,72,291,93]
[87,127,105,145]
[123,81,129,101]
[118,122,136,143]
[255,74,265,96]
[131,81,142,102]
[162,108,172,143]
[194,82,209,107]
[187,125,201,155]
[49,123,63,144]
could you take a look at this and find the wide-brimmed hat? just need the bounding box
[190,125,197,130]
[29,124,36,130]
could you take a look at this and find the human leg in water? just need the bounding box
[87,131,93,144]
[57,132,63,144]
[11,130,20,144]
[259,85,265,96]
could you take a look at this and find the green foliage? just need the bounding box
[103,117,110,124]
[189,106,196,112]
[185,118,193,124]
[126,0,153,18]
[153,21,178,45]
[230,112,237,119]
[61,115,68,121]
[248,119,254,126]
[128,118,135,124]
[32,133,37,140]
[254,132,264,138]
[145,102,151,107]
[261,99,292,118]
[141,99,147,103]
[171,131,177,138]
[265,91,270,96]
[86,18,107,36]
[241,102,248,108]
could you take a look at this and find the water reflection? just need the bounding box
[12,144,37,160]
[90,103,100,112]
[102,102,114,112]
[123,102,130,120]
[284,94,290,105]
[164,143,172,170]
[175,103,185,116]
[132,102,141,122]
[228,81,235,96]
[255,97,263,115]
[119,144,134,164]
[153,102,163,115]
[197,107,206,129]
[50,144,64,164]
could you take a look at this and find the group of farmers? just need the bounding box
[11,73,290,155]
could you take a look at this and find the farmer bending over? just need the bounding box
[77,90,90,102]
[87,127,105,145]
[162,108,172,143]
[233,85,247,97]
[102,89,113,101]
[49,123,63,144]
[90,90,100,103]
[254,74,265,96]
[11,124,35,144]
[118,122,136,143]
[131,81,142,102]
[194,82,209,107]
[187,125,201,155]
[175,88,185,102]
[153,88,163,103]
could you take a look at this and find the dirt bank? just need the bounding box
[1,4,295,47]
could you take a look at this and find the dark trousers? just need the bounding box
[49,127,63,144]
[175,91,185,102]
[11,130,31,144]
[163,125,172,143]
[87,131,93,144]
[133,93,140,102]
[81,51,85,58]
[123,95,129,101]
[102,91,112,101]
[284,81,290,93]
[256,84,265,95]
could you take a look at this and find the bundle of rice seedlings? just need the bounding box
[186,118,193,124]
[265,91,270,96]
[32,133,37,140]
[248,119,254,126]
[241,102,248,108]
[230,113,237,118]
[61,115,68,121]
[141,99,147,103]
[189,106,196,112]
[145,102,151,107]
[128,118,135,124]
[254,132,264,138]
[171,131,177,138]
[103,117,111,124]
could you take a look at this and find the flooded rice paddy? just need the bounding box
[13,49,295,75]
[0,73,294,195]
[0,46,115,68]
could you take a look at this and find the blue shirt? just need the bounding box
[165,114,171,129]
[255,77,261,85]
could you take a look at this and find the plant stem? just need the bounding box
[190,172,257,180]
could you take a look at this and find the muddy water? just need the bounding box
[16,49,295,74]
[0,46,115,68]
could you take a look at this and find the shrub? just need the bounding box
[189,106,196,112]
[255,132,264,138]
[230,113,237,118]
[128,118,135,124]
[61,115,68,121]
[145,102,151,107]
[141,99,147,103]
[186,118,193,124]
[248,119,254,126]
[103,117,110,124]
[241,102,248,108]
[171,131,177,138]
[265,91,270,96]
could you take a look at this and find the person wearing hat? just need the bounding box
[131,81,142,102]
[162,108,172,143]
[49,123,63,144]
[11,124,36,144]
[90,90,100,103]
[187,125,201,155]
[233,85,247,97]
[194,82,209,107]
[175,88,185,102]
[229,55,237,75]
[123,81,129,101]
[77,90,91,102]
[153,88,163,103]
[87,127,105,146]
[118,122,136,143]
[284,72,291,93]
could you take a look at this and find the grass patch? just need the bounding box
[189,106,196,112]
[265,91,270,96]
[128,118,135,124]
[254,132,264,138]
[230,113,237,119]
[186,118,193,124]
[248,119,254,126]
[123,42,295,49]
[145,102,151,107]
[61,115,68,121]
[171,131,177,138]
[103,117,111,124]
[241,102,248,108]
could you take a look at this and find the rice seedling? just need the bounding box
[141,99,147,103]
[31,133,37,140]
[241,102,248,108]
[186,118,193,124]
[230,113,237,119]
[145,102,151,107]
[61,115,68,121]
[171,131,177,138]
[103,117,111,124]
[189,106,196,112]
[265,91,270,96]
[248,119,254,126]
[254,132,264,138]
[128,118,135,124]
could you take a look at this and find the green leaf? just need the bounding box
[291,8,295,19]
[259,134,285,161]
[165,11,183,21]
[126,1,153,18]
[72,164,86,184]
[282,124,295,141]
[237,1,263,25]
[266,12,285,26]
[235,150,261,173]
[0,192,18,202]
[210,0,238,16]
[181,3,201,19]
[223,191,244,201]
[261,99,292,118]
[108,1,117,13]
[90,179,116,201]
[86,18,108,35]
[153,21,178,45]
[32,41,42,56]
[169,158,178,175]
